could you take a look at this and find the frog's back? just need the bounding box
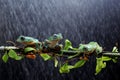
[17,36,39,43]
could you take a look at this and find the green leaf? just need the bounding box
[24,47,36,53]
[68,52,81,59]
[8,49,23,60]
[59,63,70,73]
[95,58,103,75]
[15,56,23,60]
[95,46,119,75]
[2,51,9,63]
[68,65,74,69]
[102,62,106,68]
[95,64,102,75]
[102,56,111,61]
[59,63,74,73]
[112,59,117,63]
[8,49,18,58]
[112,46,118,52]
[111,47,118,63]
[40,54,52,61]
[74,60,86,68]
[54,58,58,67]
[95,58,107,75]
[64,39,73,50]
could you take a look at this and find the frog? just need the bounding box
[44,33,63,49]
[79,42,103,54]
[68,42,103,60]
[17,36,40,45]
[16,36,43,59]
[78,42,103,60]
[16,35,42,51]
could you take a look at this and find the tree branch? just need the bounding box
[0,46,19,50]
[102,52,120,56]
[0,46,120,57]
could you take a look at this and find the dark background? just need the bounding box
[0,0,120,80]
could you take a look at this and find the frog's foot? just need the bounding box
[42,46,50,53]
[54,45,61,51]
[80,56,89,61]
[83,56,89,61]
[45,40,52,44]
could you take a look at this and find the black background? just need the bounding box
[0,0,120,80]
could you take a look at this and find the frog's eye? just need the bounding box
[53,35,58,39]
[20,36,25,41]
[83,47,88,51]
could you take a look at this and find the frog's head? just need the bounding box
[79,44,93,53]
[48,33,63,41]
[17,36,30,43]
[79,44,89,52]
[17,36,27,43]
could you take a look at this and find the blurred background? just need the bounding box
[0,0,120,80]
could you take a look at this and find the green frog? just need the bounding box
[17,36,40,45]
[68,42,102,60]
[79,42,103,60]
[79,42,103,54]
[44,33,63,48]
[16,36,43,59]
[16,36,42,50]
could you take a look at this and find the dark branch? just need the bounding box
[0,46,120,57]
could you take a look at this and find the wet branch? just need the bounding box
[101,52,120,56]
[0,46,120,57]
[0,46,19,50]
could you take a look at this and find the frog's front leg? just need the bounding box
[35,43,39,50]
[41,42,50,53]
[35,43,44,53]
